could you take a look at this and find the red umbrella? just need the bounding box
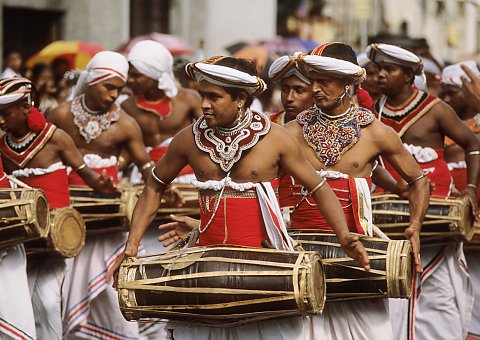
[121,33,193,55]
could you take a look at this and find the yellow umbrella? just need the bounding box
[26,40,104,70]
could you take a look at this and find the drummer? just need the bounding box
[367,43,480,340]
[111,55,371,339]
[122,40,202,184]
[47,51,152,339]
[439,61,480,340]
[276,42,428,340]
[0,77,116,340]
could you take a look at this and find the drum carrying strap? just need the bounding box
[255,182,295,251]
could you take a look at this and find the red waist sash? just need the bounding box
[149,145,193,177]
[197,179,279,248]
[287,176,372,235]
[68,166,119,187]
[380,148,451,198]
[450,167,480,204]
[0,163,9,188]
[18,168,70,209]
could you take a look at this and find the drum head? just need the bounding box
[24,189,50,237]
[50,207,86,257]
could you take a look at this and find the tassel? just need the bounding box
[357,87,373,110]
[27,107,46,131]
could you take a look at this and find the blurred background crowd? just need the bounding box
[1,0,479,117]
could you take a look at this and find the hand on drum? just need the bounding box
[462,187,480,222]
[158,214,198,247]
[107,242,139,288]
[339,233,370,271]
[404,226,422,273]
[96,169,118,194]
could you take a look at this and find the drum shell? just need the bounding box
[118,246,325,326]
[0,188,50,248]
[70,185,140,235]
[25,207,86,258]
[372,194,473,245]
[289,231,413,300]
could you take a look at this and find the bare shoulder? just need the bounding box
[49,126,74,147]
[283,120,302,134]
[168,124,195,149]
[47,101,72,124]
[365,118,403,150]
[267,123,298,146]
[120,96,136,113]
[429,99,456,117]
[176,88,201,106]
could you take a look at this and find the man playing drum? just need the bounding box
[112,55,370,339]
[0,77,116,340]
[277,42,428,340]
[48,51,152,339]
[367,43,480,340]
[122,40,202,184]
[439,61,480,340]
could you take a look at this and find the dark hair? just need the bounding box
[321,43,359,65]
[401,66,416,84]
[213,57,257,108]
[31,63,52,83]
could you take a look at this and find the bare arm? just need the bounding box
[461,64,480,109]
[377,123,429,272]
[122,113,153,180]
[372,163,408,197]
[277,127,370,270]
[54,129,117,193]
[436,103,480,214]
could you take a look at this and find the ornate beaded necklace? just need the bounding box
[72,95,120,143]
[297,105,374,166]
[193,109,271,172]
[6,131,38,152]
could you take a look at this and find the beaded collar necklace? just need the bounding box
[6,131,38,152]
[193,109,271,172]
[72,95,120,143]
[297,104,374,165]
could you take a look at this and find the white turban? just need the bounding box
[127,40,178,98]
[0,77,33,105]
[356,53,372,68]
[296,54,366,84]
[441,60,480,87]
[366,43,423,75]
[268,54,311,84]
[420,57,441,76]
[185,58,267,97]
[71,51,128,98]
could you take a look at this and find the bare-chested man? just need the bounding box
[439,61,480,340]
[122,40,201,183]
[367,43,480,340]
[48,51,151,340]
[111,56,370,339]
[0,77,116,340]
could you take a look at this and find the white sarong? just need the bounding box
[0,245,36,340]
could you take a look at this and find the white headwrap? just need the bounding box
[441,60,480,87]
[420,57,442,76]
[0,77,33,105]
[366,43,423,75]
[268,53,311,84]
[357,53,372,68]
[186,58,267,97]
[127,40,178,98]
[71,51,128,98]
[296,54,366,84]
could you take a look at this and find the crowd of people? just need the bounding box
[0,35,479,340]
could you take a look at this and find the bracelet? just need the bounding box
[466,150,480,156]
[151,166,170,186]
[140,161,154,172]
[466,183,477,190]
[74,163,87,172]
[407,172,426,186]
[308,178,327,196]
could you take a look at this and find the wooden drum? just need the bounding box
[0,188,50,248]
[372,194,473,244]
[289,230,412,301]
[118,246,325,326]
[465,222,480,249]
[25,207,86,258]
[154,183,200,223]
[70,185,140,235]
